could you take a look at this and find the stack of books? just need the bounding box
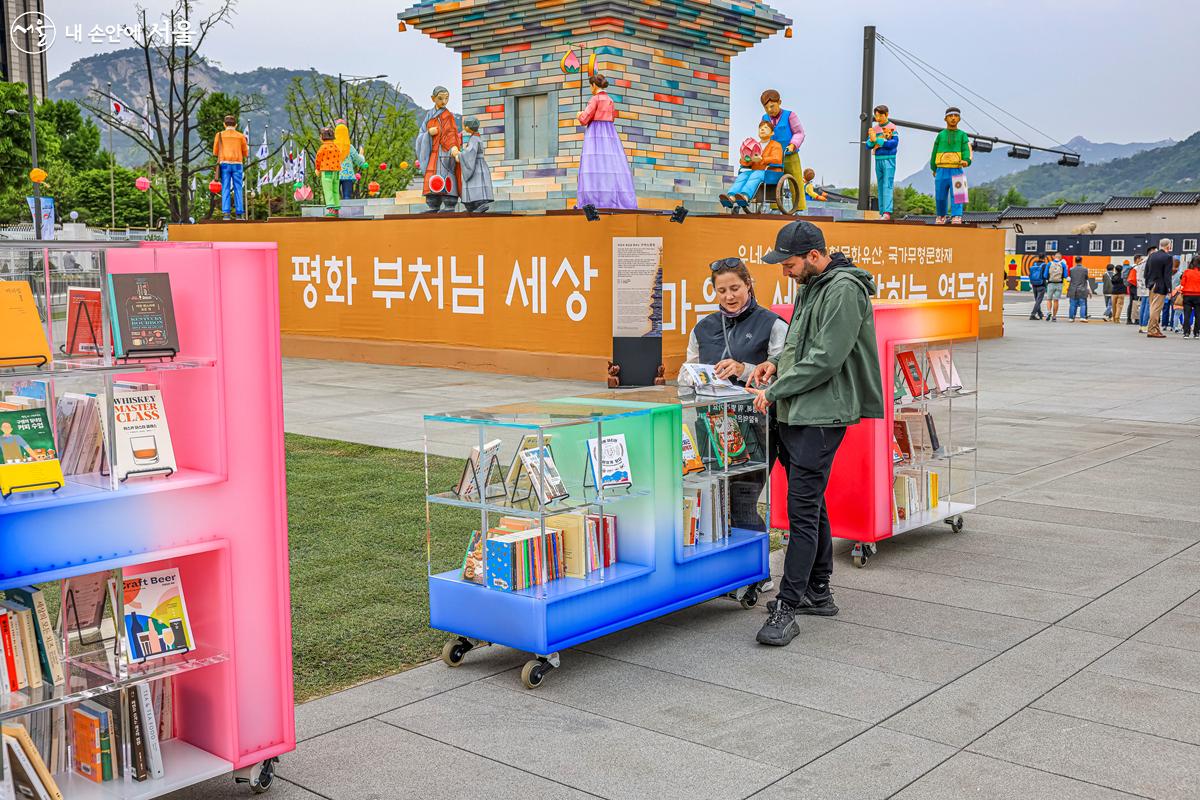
[892,468,940,522]
[484,526,566,593]
[682,481,728,546]
[462,512,618,592]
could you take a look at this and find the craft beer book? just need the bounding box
[107,273,179,357]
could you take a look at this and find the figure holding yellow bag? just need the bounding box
[930,107,972,225]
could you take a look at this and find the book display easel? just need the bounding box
[425,387,770,689]
[769,298,980,567]
[0,241,293,796]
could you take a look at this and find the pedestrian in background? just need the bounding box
[1144,239,1174,338]
[1028,254,1048,320]
[1044,251,1066,322]
[1067,259,1092,322]
[1110,264,1126,324]
[1102,265,1115,320]
[1138,247,1157,331]
[1181,255,1200,339]
[1126,258,1139,325]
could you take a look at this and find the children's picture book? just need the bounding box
[586,433,633,489]
[454,438,504,500]
[0,281,52,367]
[702,410,750,467]
[679,363,747,397]
[112,390,176,481]
[518,446,569,504]
[106,273,179,357]
[896,350,929,397]
[120,568,194,663]
[893,362,914,405]
[460,530,486,584]
[504,433,551,493]
[926,348,963,392]
[65,286,105,356]
[681,424,705,475]
[0,408,65,497]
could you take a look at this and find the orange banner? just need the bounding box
[179,214,1004,379]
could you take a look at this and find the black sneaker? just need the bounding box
[768,593,840,618]
[756,599,799,646]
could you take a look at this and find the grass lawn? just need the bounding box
[286,432,784,703]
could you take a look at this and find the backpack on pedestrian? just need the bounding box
[1047,261,1064,283]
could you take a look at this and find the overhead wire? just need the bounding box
[877,33,1077,154]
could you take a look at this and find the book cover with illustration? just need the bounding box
[0,281,52,367]
[586,433,633,489]
[112,390,176,481]
[896,350,928,397]
[65,286,105,355]
[120,568,194,663]
[702,410,750,467]
[107,273,179,357]
[519,446,569,504]
[0,408,65,497]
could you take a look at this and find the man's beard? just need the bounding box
[795,262,821,284]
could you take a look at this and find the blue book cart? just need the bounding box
[424,387,771,688]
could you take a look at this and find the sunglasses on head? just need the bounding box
[709,257,743,272]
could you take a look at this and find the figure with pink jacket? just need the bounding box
[576,73,637,210]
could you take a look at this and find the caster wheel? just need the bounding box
[521,660,549,689]
[852,555,866,568]
[249,758,277,794]
[441,637,472,667]
[740,588,759,609]
[945,515,964,534]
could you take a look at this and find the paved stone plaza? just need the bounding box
[171,293,1200,799]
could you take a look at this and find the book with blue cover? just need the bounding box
[485,536,514,592]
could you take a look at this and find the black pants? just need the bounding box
[425,194,457,212]
[463,199,491,213]
[1184,296,1200,336]
[1030,284,1046,318]
[775,423,846,606]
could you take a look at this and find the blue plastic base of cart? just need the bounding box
[430,527,769,655]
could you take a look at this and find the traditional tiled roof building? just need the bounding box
[397,0,791,211]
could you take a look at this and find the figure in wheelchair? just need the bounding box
[719,121,802,215]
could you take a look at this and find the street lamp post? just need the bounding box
[336,73,388,140]
[18,0,43,240]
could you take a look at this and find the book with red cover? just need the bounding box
[65,287,104,355]
[896,351,928,397]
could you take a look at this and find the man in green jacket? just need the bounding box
[748,221,884,646]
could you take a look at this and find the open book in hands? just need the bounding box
[679,363,752,397]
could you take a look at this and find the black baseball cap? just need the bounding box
[762,220,826,264]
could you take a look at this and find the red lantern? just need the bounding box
[208,180,222,195]
[378,162,388,171]
[354,172,362,181]
[135,176,150,191]
[367,181,381,196]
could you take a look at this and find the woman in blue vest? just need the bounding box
[760,89,806,213]
[679,258,786,532]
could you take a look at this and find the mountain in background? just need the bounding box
[898,135,1174,195]
[982,132,1200,204]
[48,48,420,166]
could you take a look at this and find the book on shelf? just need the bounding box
[679,363,748,397]
[686,482,728,543]
[460,517,537,584]
[0,610,28,691]
[5,587,64,687]
[702,410,750,468]
[585,513,617,570]
[54,393,106,477]
[585,433,633,490]
[893,468,940,522]
[898,408,941,454]
[0,282,52,368]
[1,381,49,410]
[59,572,115,647]
[681,424,705,475]
[107,273,179,357]
[64,287,104,356]
[120,568,195,663]
[518,446,569,504]
[896,350,928,397]
[0,408,65,498]
[0,602,41,691]
[484,526,566,593]
[682,494,698,546]
[926,348,962,393]
[892,419,914,461]
[90,693,125,780]
[113,389,176,481]
[135,682,165,778]
[893,361,915,405]
[2,723,62,800]
[71,701,113,783]
[455,438,505,500]
[504,434,551,495]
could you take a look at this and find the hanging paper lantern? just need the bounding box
[293,186,313,201]
[585,53,596,75]
[367,181,381,196]
[29,168,48,184]
[293,189,304,201]
[784,26,793,38]
[354,172,362,181]
[560,49,581,74]
[135,176,151,191]
[399,161,409,170]
[378,162,388,171]
[208,180,222,195]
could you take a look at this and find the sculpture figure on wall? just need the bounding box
[334,119,368,200]
[803,168,828,205]
[576,73,637,210]
[417,85,462,213]
[930,106,971,225]
[314,126,346,217]
[719,120,782,213]
[866,104,899,220]
[760,89,806,213]
[455,116,494,213]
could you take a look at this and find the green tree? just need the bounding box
[285,73,418,199]
[1135,187,1157,197]
[999,186,1027,210]
[0,82,68,224]
[66,165,150,227]
[37,99,106,171]
[893,185,936,216]
[966,185,997,212]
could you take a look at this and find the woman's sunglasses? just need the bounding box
[709,257,744,272]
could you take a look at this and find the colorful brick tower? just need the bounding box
[397,0,790,212]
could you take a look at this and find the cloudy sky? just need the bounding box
[44,0,1200,185]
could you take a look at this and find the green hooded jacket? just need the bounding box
[766,254,885,426]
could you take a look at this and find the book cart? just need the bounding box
[769,298,980,567]
[425,387,771,689]
[0,241,294,796]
